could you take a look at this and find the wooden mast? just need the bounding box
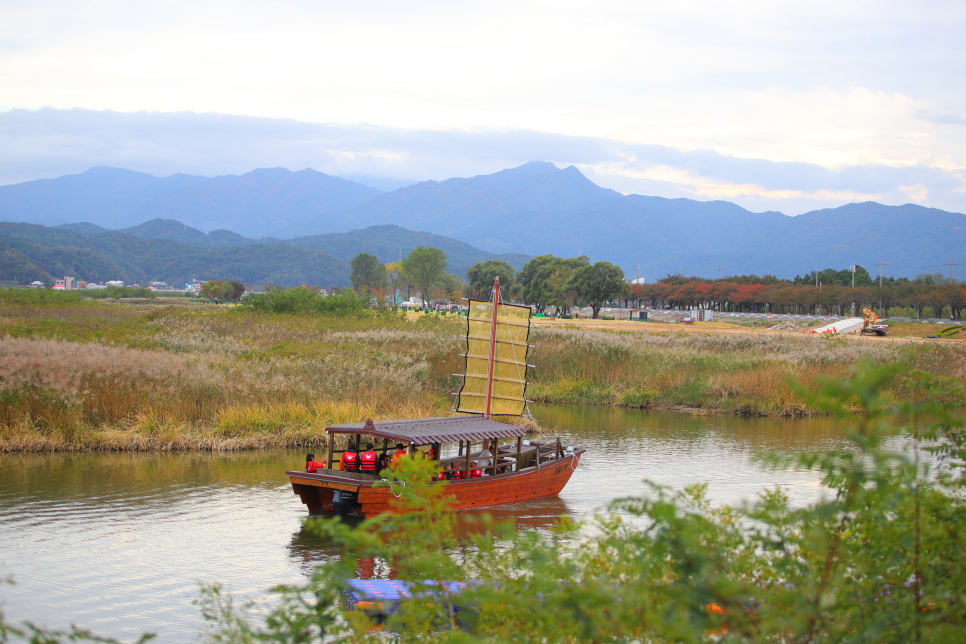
[483,277,500,420]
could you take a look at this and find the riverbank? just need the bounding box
[1,295,963,451]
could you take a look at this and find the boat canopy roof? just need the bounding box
[325,416,527,444]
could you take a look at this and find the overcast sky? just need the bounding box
[2,0,965,215]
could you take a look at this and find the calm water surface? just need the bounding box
[0,405,851,642]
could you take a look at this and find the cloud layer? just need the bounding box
[1,107,964,216]
[2,1,966,214]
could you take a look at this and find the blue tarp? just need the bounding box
[345,579,478,605]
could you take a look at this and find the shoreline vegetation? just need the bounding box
[1,291,965,453]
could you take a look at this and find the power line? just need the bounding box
[877,262,957,270]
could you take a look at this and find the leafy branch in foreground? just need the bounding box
[191,361,966,643]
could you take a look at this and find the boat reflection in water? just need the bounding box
[288,495,574,576]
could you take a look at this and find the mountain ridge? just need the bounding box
[3,162,965,280]
[0,219,531,288]
[0,166,383,236]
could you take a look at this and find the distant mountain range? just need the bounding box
[2,162,965,280]
[0,220,529,288]
[0,167,382,237]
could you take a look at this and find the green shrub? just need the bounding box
[0,287,84,304]
[241,287,370,315]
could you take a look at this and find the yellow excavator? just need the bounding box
[862,308,889,336]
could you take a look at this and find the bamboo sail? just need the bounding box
[454,279,533,417]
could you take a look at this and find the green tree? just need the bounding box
[466,260,515,300]
[518,255,589,314]
[199,280,245,302]
[349,253,388,294]
[401,246,447,305]
[565,261,626,318]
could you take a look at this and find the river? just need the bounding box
[0,405,851,642]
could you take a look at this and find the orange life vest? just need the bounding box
[469,468,482,478]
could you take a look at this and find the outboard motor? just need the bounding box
[332,489,359,516]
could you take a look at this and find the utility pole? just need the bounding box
[945,262,959,283]
[876,263,887,316]
[850,264,856,288]
[717,267,725,280]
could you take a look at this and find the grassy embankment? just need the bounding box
[1,290,964,451]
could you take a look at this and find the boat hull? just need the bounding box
[288,450,583,517]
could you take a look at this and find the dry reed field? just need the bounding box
[1,293,963,451]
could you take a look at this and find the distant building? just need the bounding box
[105,280,124,287]
[53,276,77,290]
[86,283,107,289]
[29,281,44,288]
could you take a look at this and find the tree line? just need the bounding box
[632,270,966,319]
[342,250,966,321]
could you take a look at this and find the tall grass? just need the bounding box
[1,297,963,451]
[527,327,966,415]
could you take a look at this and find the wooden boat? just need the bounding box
[287,278,584,517]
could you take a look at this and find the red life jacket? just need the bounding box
[469,468,482,478]
[305,459,324,473]
[451,469,463,480]
[342,451,359,472]
[437,471,448,480]
[360,450,378,472]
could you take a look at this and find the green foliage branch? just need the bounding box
[188,362,966,643]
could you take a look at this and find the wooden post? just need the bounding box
[484,278,500,419]
[458,440,463,456]
[490,438,499,476]
[556,437,563,458]
[464,440,472,478]
[326,432,334,470]
[515,436,523,472]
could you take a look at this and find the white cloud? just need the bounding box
[1,1,965,214]
[2,108,964,216]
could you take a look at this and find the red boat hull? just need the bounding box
[288,450,583,517]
